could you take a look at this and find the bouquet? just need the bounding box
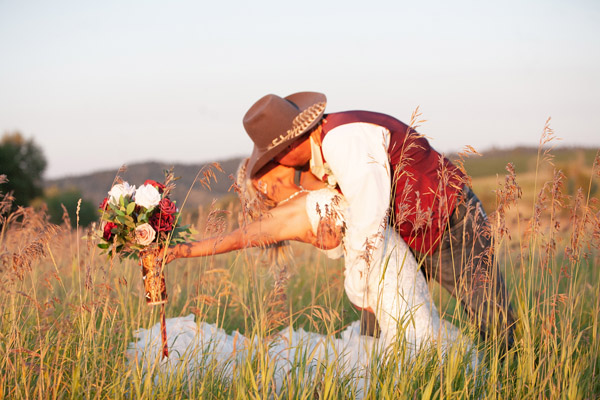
[98,174,193,358]
[98,178,191,259]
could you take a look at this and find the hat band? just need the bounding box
[267,102,326,150]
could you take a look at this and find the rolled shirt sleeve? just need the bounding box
[321,122,391,307]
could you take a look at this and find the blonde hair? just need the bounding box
[236,158,274,223]
[235,158,292,267]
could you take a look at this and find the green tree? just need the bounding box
[44,187,99,228]
[0,132,47,207]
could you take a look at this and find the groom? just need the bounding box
[242,91,515,347]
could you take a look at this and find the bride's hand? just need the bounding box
[139,246,177,265]
[163,245,178,264]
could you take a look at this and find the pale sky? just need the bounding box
[1,0,599,179]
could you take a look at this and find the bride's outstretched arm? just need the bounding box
[167,195,341,262]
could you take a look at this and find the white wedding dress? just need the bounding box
[303,189,474,355]
[127,188,477,394]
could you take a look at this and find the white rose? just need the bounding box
[108,182,136,206]
[134,184,161,209]
[135,223,156,246]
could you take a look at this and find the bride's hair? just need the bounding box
[235,158,292,267]
[235,158,275,222]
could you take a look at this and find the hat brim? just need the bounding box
[247,92,326,177]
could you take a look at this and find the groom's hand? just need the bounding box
[314,215,343,250]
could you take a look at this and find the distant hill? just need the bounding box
[448,146,598,178]
[447,146,598,213]
[45,146,597,212]
[45,158,244,211]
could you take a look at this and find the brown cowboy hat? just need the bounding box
[244,91,327,177]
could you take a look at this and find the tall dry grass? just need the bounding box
[0,128,599,398]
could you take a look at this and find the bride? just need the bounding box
[127,159,476,383]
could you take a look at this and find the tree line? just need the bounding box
[0,131,97,227]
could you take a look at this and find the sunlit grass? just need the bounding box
[1,142,599,398]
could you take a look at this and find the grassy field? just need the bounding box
[1,142,599,399]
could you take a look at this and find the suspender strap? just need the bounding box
[294,169,302,187]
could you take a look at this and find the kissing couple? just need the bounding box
[131,91,515,375]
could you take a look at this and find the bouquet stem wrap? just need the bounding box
[141,248,168,306]
[141,247,169,358]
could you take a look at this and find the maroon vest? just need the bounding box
[320,111,465,255]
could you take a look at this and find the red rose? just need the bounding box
[144,179,165,193]
[150,212,174,233]
[103,222,118,241]
[99,197,108,211]
[159,197,177,215]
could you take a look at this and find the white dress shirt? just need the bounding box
[311,122,392,307]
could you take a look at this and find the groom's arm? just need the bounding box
[321,123,391,292]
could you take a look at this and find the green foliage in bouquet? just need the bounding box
[97,172,195,258]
